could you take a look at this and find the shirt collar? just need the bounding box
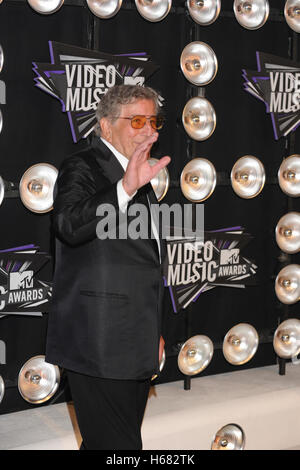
[100,137,129,171]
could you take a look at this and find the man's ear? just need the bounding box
[100,117,112,142]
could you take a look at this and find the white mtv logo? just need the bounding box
[220,249,240,265]
[124,76,145,86]
[9,270,34,290]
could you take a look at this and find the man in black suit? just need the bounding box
[46,85,171,450]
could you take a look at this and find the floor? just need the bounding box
[0,363,300,450]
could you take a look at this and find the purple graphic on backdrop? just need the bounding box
[33,42,160,143]
[243,52,300,140]
[163,227,257,313]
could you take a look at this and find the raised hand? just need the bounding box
[122,133,171,197]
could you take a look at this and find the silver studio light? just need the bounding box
[275,264,300,305]
[27,0,64,14]
[187,0,221,25]
[0,176,18,207]
[18,355,60,404]
[0,44,4,73]
[180,158,216,202]
[151,348,166,381]
[178,335,214,375]
[19,163,58,213]
[0,176,4,206]
[273,318,300,359]
[284,0,300,33]
[275,212,300,254]
[160,349,166,371]
[182,96,216,141]
[135,0,172,22]
[0,375,4,404]
[230,156,265,199]
[86,0,123,19]
[233,0,269,30]
[180,42,218,86]
[278,155,300,197]
[211,423,245,450]
[223,323,259,365]
[148,158,169,201]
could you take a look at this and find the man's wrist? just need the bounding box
[117,179,137,213]
[122,179,137,197]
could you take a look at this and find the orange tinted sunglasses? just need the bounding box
[115,115,165,130]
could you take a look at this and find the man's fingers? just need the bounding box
[132,133,159,162]
[150,156,171,176]
[138,133,158,155]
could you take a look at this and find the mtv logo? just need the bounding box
[124,76,145,86]
[220,249,240,265]
[9,271,34,290]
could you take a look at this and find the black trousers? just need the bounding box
[67,370,151,450]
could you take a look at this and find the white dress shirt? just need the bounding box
[100,137,161,260]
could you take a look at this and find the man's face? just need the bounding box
[101,99,157,159]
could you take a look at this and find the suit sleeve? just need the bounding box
[52,154,119,247]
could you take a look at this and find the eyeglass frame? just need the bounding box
[111,114,165,130]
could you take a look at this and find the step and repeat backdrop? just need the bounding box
[0,0,299,422]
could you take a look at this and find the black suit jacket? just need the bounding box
[45,137,166,380]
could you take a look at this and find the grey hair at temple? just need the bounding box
[94,85,161,137]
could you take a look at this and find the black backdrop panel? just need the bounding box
[0,2,89,259]
[92,5,296,383]
[0,2,88,413]
[56,3,300,381]
[0,1,299,412]
[93,4,189,171]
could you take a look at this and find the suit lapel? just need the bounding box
[143,183,167,264]
[90,135,125,184]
